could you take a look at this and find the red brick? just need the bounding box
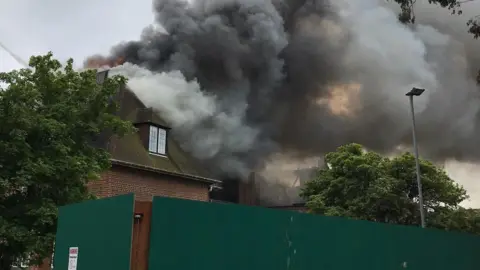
[88,164,210,202]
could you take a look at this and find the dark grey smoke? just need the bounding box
[91,0,480,179]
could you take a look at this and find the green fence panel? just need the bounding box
[288,212,479,269]
[53,193,135,270]
[148,197,480,270]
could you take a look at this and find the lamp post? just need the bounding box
[406,87,426,228]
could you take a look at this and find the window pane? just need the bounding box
[149,126,158,153]
[157,128,167,155]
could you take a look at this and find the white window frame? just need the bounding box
[148,125,167,156]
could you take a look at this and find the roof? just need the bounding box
[110,159,220,184]
[97,70,219,185]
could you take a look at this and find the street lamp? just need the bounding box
[406,87,426,228]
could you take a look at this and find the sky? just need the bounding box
[1,0,480,208]
[0,0,154,71]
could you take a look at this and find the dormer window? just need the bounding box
[96,70,109,84]
[148,125,167,155]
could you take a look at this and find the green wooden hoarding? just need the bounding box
[53,194,135,270]
[148,196,480,270]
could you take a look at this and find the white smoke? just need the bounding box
[329,0,480,207]
[109,63,259,177]
[102,0,480,206]
[331,0,438,130]
[258,0,480,205]
[337,0,438,104]
[417,1,480,209]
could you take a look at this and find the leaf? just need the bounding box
[0,52,134,267]
[301,143,479,234]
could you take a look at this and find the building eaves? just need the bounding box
[110,158,221,185]
[268,202,306,208]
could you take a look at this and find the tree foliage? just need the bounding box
[0,53,133,269]
[392,0,480,38]
[301,143,480,234]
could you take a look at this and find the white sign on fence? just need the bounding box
[67,247,79,270]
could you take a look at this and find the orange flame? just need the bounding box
[316,83,362,117]
[85,56,125,69]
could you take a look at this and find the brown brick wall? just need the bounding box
[88,164,210,201]
[32,166,209,270]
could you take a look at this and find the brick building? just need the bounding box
[88,70,221,202]
[27,69,229,270]
[88,69,307,208]
[28,70,302,270]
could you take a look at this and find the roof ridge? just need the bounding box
[110,158,220,184]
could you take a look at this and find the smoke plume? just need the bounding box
[88,0,480,187]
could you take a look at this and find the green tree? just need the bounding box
[0,53,133,270]
[301,143,480,233]
[392,0,480,38]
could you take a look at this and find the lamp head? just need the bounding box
[406,87,425,96]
